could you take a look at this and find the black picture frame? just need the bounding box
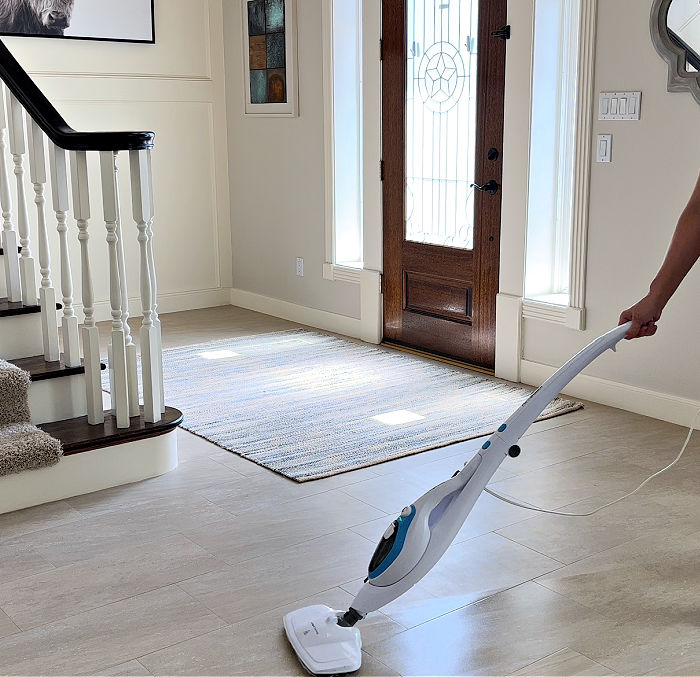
[0,0,155,44]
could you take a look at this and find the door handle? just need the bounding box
[471,180,499,195]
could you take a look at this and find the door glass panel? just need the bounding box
[405,0,479,250]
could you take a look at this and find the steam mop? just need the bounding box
[283,322,639,675]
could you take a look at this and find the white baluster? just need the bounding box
[0,86,20,302]
[130,149,161,423]
[27,118,59,362]
[109,151,139,418]
[145,148,164,413]
[49,142,80,368]
[6,92,37,306]
[100,150,129,429]
[70,150,104,425]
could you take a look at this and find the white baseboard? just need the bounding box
[0,430,178,515]
[77,287,233,325]
[230,271,382,344]
[521,359,700,427]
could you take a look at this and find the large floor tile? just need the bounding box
[339,472,441,514]
[0,543,55,584]
[140,588,403,676]
[364,581,619,676]
[571,610,700,676]
[487,449,653,511]
[0,607,18,639]
[497,486,699,564]
[0,534,224,630]
[502,419,617,475]
[0,501,83,539]
[0,585,226,676]
[88,660,153,676]
[511,647,619,676]
[184,490,385,564]
[179,530,376,624]
[536,529,700,624]
[10,493,234,567]
[197,470,357,514]
[343,533,562,629]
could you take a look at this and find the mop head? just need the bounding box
[283,605,362,675]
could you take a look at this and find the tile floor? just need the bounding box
[1,306,698,676]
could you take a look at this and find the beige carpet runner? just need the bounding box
[0,359,62,477]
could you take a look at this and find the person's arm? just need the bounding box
[619,172,700,339]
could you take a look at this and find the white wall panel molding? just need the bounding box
[4,0,214,81]
[29,72,214,82]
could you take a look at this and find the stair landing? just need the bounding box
[41,407,183,456]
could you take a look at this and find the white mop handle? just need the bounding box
[495,322,632,446]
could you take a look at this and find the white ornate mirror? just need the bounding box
[651,0,700,103]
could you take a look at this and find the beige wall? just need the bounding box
[503,0,700,411]
[223,0,361,319]
[4,0,232,318]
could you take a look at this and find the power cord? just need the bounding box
[484,407,700,517]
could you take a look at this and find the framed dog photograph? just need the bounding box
[241,0,298,116]
[0,0,155,43]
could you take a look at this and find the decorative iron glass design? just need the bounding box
[405,0,479,250]
[248,0,287,104]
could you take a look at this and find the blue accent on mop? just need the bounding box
[368,505,417,579]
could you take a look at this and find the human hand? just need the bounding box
[618,294,665,339]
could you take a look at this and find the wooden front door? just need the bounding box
[382,0,507,369]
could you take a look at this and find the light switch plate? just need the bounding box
[599,91,641,120]
[597,134,612,163]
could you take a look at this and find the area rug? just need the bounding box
[137,330,582,481]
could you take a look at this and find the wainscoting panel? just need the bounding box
[1,0,231,317]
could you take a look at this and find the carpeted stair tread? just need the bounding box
[40,406,183,456]
[0,359,62,477]
[0,298,62,317]
[9,355,107,382]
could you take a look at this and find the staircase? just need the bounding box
[0,40,182,514]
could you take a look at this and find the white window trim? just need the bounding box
[322,0,363,285]
[522,0,598,330]
[322,0,383,287]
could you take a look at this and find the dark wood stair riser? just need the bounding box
[40,407,183,456]
[8,355,106,382]
[0,298,62,318]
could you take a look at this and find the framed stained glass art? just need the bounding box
[242,0,298,116]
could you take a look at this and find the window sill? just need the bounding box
[522,298,586,330]
[323,262,363,285]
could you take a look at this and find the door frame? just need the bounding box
[381,0,508,368]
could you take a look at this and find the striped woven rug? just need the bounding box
[152,330,581,481]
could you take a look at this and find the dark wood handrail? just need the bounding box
[0,39,154,151]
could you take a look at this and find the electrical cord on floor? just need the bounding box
[484,407,700,517]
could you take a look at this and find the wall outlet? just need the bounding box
[296,257,304,277]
